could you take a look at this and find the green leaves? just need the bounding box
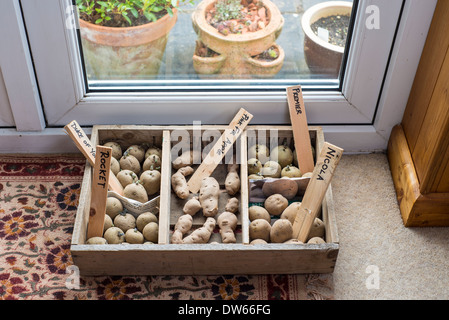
[77,0,186,26]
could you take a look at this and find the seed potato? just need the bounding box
[249,219,271,242]
[247,158,262,175]
[136,212,158,232]
[103,214,114,232]
[143,154,161,172]
[125,145,146,163]
[145,146,162,159]
[261,178,298,200]
[270,145,293,168]
[280,202,302,225]
[248,174,264,180]
[248,144,270,164]
[140,170,161,196]
[142,222,159,243]
[270,219,293,243]
[86,237,108,245]
[106,197,123,219]
[281,165,302,178]
[114,213,136,232]
[248,206,271,223]
[110,157,120,176]
[308,218,325,240]
[119,154,141,175]
[261,161,281,178]
[250,239,268,245]
[307,237,326,244]
[264,194,288,216]
[117,169,138,188]
[103,142,122,160]
[123,182,148,203]
[103,227,125,244]
[125,228,145,244]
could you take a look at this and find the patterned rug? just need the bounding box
[0,155,334,300]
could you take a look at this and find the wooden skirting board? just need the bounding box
[388,125,449,227]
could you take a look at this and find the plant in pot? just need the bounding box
[301,1,353,78]
[192,0,285,78]
[77,0,191,80]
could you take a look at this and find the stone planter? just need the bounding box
[301,1,352,78]
[192,0,284,78]
[79,10,178,80]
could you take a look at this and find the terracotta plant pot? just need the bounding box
[301,1,352,77]
[79,10,178,80]
[192,0,284,78]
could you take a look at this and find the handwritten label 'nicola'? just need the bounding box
[317,147,339,181]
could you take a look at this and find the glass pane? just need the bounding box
[76,0,355,90]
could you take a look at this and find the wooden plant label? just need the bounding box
[64,120,124,195]
[187,108,254,193]
[292,142,344,243]
[286,85,315,174]
[87,145,112,239]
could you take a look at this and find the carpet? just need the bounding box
[0,155,333,300]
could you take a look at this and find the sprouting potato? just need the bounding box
[145,146,162,159]
[117,169,138,188]
[123,182,148,203]
[142,154,161,172]
[114,212,136,233]
[125,145,146,163]
[140,170,161,196]
[119,154,141,175]
[103,227,125,244]
[106,197,123,219]
[281,165,302,178]
[247,158,262,175]
[248,144,270,164]
[103,142,122,160]
[270,145,293,168]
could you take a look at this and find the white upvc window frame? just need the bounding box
[0,0,438,153]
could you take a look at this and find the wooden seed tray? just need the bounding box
[70,125,339,275]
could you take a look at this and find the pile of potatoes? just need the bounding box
[86,196,159,245]
[248,193,326,245]
[170,150,241,244]
[102,141,162,203]
[247,143,314,180]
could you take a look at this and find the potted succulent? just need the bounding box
[192,0,285,78]
[301,1,353,78]
[76,0,191,79]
